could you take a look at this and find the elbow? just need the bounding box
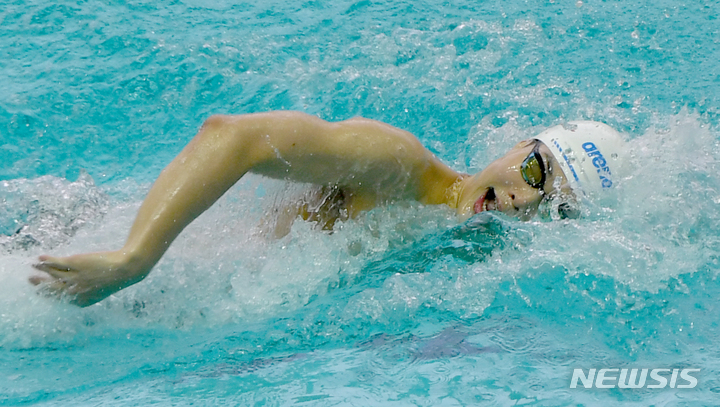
[196,114,272,168]
[198,114,256,147]
[201,114,233,130]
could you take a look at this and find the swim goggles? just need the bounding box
[520,139,547,190]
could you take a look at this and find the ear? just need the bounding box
[554,189,581,219]
[543,187,580,220]
[558,201,581,219]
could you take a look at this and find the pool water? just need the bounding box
[2,0,720,405]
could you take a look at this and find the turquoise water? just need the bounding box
[2,0,720,405]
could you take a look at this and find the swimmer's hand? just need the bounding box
[30,251,147,307]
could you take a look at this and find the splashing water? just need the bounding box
[2,113,719,404]
[3,0,720,405]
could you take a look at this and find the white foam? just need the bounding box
[1,112,718,347]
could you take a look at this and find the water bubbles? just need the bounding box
[0,172,108,254]
[561,122,578,131]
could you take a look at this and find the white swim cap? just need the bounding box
[535,121,626,198]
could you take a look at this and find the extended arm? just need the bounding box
[31,111,460,306]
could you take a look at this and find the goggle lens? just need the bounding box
[521,142,546,189]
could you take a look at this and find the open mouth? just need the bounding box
[473,187,498,213]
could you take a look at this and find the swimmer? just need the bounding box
[30,111,625,306]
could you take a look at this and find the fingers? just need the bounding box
[29,252,126,307]
[36,255,70,268]
[30,255,95,306]
[31,255,75,299]
[29,275,50,286]
[32,260,75,279]
[36,279,73,301]
[34,255,72,269]
[29,274,72,292]
[29,272,80,303]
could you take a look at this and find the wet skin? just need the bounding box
[454,139,570,221]
[30,112,570,306]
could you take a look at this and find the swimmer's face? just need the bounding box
[456,139,571,220]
